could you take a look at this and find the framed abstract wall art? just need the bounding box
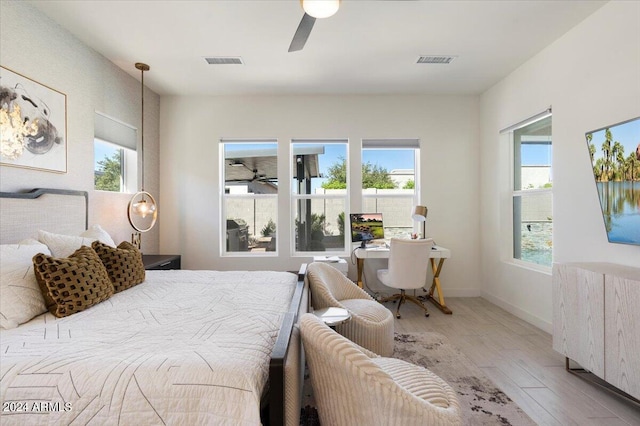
[585,116,640,246]
[0,66,67,173]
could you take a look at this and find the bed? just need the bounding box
[0,188,308,426]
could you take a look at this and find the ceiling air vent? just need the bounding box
[204,57,244,65]
[417,55,456,64]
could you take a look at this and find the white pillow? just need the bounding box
[38,230,96,258]
[80,224,116,247]
[19,238,43,246]
[38,226,115,258]
[0,241,50,329]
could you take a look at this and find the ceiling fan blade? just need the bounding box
[288,13,316,52]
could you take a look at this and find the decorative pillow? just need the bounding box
[38,227,114,258]
[33,246,114,318]
[80,224,116,247]
[92,241,145,293]
[0,241,50,329]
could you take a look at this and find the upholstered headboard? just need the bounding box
[0,188,88,244]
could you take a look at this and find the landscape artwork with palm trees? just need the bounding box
[586,116,640,245]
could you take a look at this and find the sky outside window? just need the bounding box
[521,143,552,166]
[94,139,120,169]
[362,149,415,171]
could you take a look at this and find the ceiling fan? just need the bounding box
[250,168,268,183]
[228,160,269,183]
[288,0,341,52]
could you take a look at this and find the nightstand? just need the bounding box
[142,254,181,270]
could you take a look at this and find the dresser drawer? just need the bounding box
[142,254,181,270]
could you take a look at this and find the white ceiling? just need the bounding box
[29,0,606,96]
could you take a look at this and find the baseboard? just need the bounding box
[442,288,482,297]
[480,291,552,334]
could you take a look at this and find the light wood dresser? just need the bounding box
[552,262,640,401]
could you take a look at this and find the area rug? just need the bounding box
[300,332,535,425]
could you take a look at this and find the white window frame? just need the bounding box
[220,139,279,257]
[361,139,420,239]
[503,110,553,271]
[93,112,137,193]
[291,139,350,257]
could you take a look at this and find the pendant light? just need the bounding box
[127,62,157,248]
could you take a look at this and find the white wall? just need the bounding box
[4,0,635,332]
[160,95,482,295]
[479,1,640,332]
[0,1,161,252]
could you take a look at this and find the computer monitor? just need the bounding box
[350,213,384,248]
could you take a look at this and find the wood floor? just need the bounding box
[381,296,640,425]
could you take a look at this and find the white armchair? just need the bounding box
[300,313,463,426]
[307,262,395,356]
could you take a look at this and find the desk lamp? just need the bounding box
[412,205,428,239]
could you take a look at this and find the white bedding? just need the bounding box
[0,270,297,425]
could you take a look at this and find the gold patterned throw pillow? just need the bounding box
[33,246,114,318]
[91,240,145,293]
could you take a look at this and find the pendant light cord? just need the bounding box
[135,62,150,192]
[140,66,145,192]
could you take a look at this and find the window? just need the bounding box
[510,114,552,267]
[362,140,419,239]
[222,140,278,254]
[94,112,137,193]
[291,140,348,254]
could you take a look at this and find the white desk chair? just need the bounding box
[377,238,434,318]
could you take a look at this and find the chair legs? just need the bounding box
[378,293,402,307]
[378,290,429,319]
[404,292,430,318]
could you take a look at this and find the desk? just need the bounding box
[354,245,453,315]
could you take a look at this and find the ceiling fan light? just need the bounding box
[301,0,340,19]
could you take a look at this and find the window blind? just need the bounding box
[362,139,419,149]
[94,112,137,151]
